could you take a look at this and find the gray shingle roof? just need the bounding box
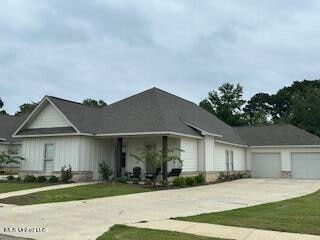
[15,88,320,147]
[233,124,320,146]
[0,115,25,143]
[48,88,246,145]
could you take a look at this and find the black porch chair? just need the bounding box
[168,168,182,178]
[129,167,141,181]
[145,168,161,181]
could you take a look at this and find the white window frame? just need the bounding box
[230,150,234,171]
[44,144,54,174]
[225,150,229,171]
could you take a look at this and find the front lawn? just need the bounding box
[0,183,152,205]
[0,182,48,194]
[97,225,229,240]
[176,190,320,235]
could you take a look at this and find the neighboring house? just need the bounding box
[12,88,320,181]
[0,115,24,171]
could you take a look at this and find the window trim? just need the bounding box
[225,150,229,171]
[44,143,54,174]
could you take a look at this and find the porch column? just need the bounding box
[162,136,168,181]
[116,137,123,178]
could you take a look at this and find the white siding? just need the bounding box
[214,142,246,171]
[205,136,215,171]
[180,137,198,172]
[21,136,80,172]
[28,103,71,129]
[78,137,114,179]
[21,136,115,180]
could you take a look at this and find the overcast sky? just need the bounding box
[1,0,320,114]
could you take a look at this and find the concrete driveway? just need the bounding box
[1,178,319,240]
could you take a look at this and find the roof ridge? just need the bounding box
[47,96,106,109]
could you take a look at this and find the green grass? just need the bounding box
[0,182,48,194]
[0,183,152,205]
[96,225,229,240]
[176,190,320,235]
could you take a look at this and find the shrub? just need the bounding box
[48,175,59,183]
[23,175,36,182]
[7,175,15,181]
[194,174,205,184]
[16,176,21,182]
[185,176,195,186]
[172,177,186,187]
[36,176,47,183]
[98,161,113,181]
[116,177,127,184]
[60,165,73,183]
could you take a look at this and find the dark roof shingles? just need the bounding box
[234,124,320,146]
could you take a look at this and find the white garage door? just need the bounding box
[291,153,320,179]
[252,153,281,178]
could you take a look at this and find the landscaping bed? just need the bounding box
[176,190,320,235]
[96,225,229,240]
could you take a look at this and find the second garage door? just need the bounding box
[252,153,281,178]
[291,153,320,179]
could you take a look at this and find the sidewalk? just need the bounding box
[0,182,98,200]
[128,219,320,240]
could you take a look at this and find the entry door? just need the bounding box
[252,153,281,178]
[291,153,320,179]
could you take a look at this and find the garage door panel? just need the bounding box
[292,153,320,179]
[252,153,281,178]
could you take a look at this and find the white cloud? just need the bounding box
[0,0,320,114]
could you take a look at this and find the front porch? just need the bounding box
[107,135,182,181]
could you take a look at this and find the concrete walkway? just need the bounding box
[128,219,320,240]
[0,182,97,200]
[0,179,319,240]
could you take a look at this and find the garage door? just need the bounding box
[291,153,320,179]
[252,153,281,178]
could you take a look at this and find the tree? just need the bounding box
[15,102,38,116]
[200,83,246,126]
[287,86,320,136]
[270,79,320,136]
[82,98,107,108]
[0,97,7,115]
[0,149,23,172]
[130,147,183,184]
[244,93,272,125]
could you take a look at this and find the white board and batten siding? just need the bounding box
[27,102,71,129]
[214,142,246,171]
[180,137,198,172]
[21,136,115,180]
[21,136,80,172]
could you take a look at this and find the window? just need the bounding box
[44,144,54,173]
[225,150,234,172]
[230,151,234,171]
[225,150,229,171]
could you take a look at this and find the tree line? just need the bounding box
[200,79,320,136]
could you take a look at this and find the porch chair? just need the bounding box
[168,168,182,178]
[145,167,161,181]
[129,167,141,181]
